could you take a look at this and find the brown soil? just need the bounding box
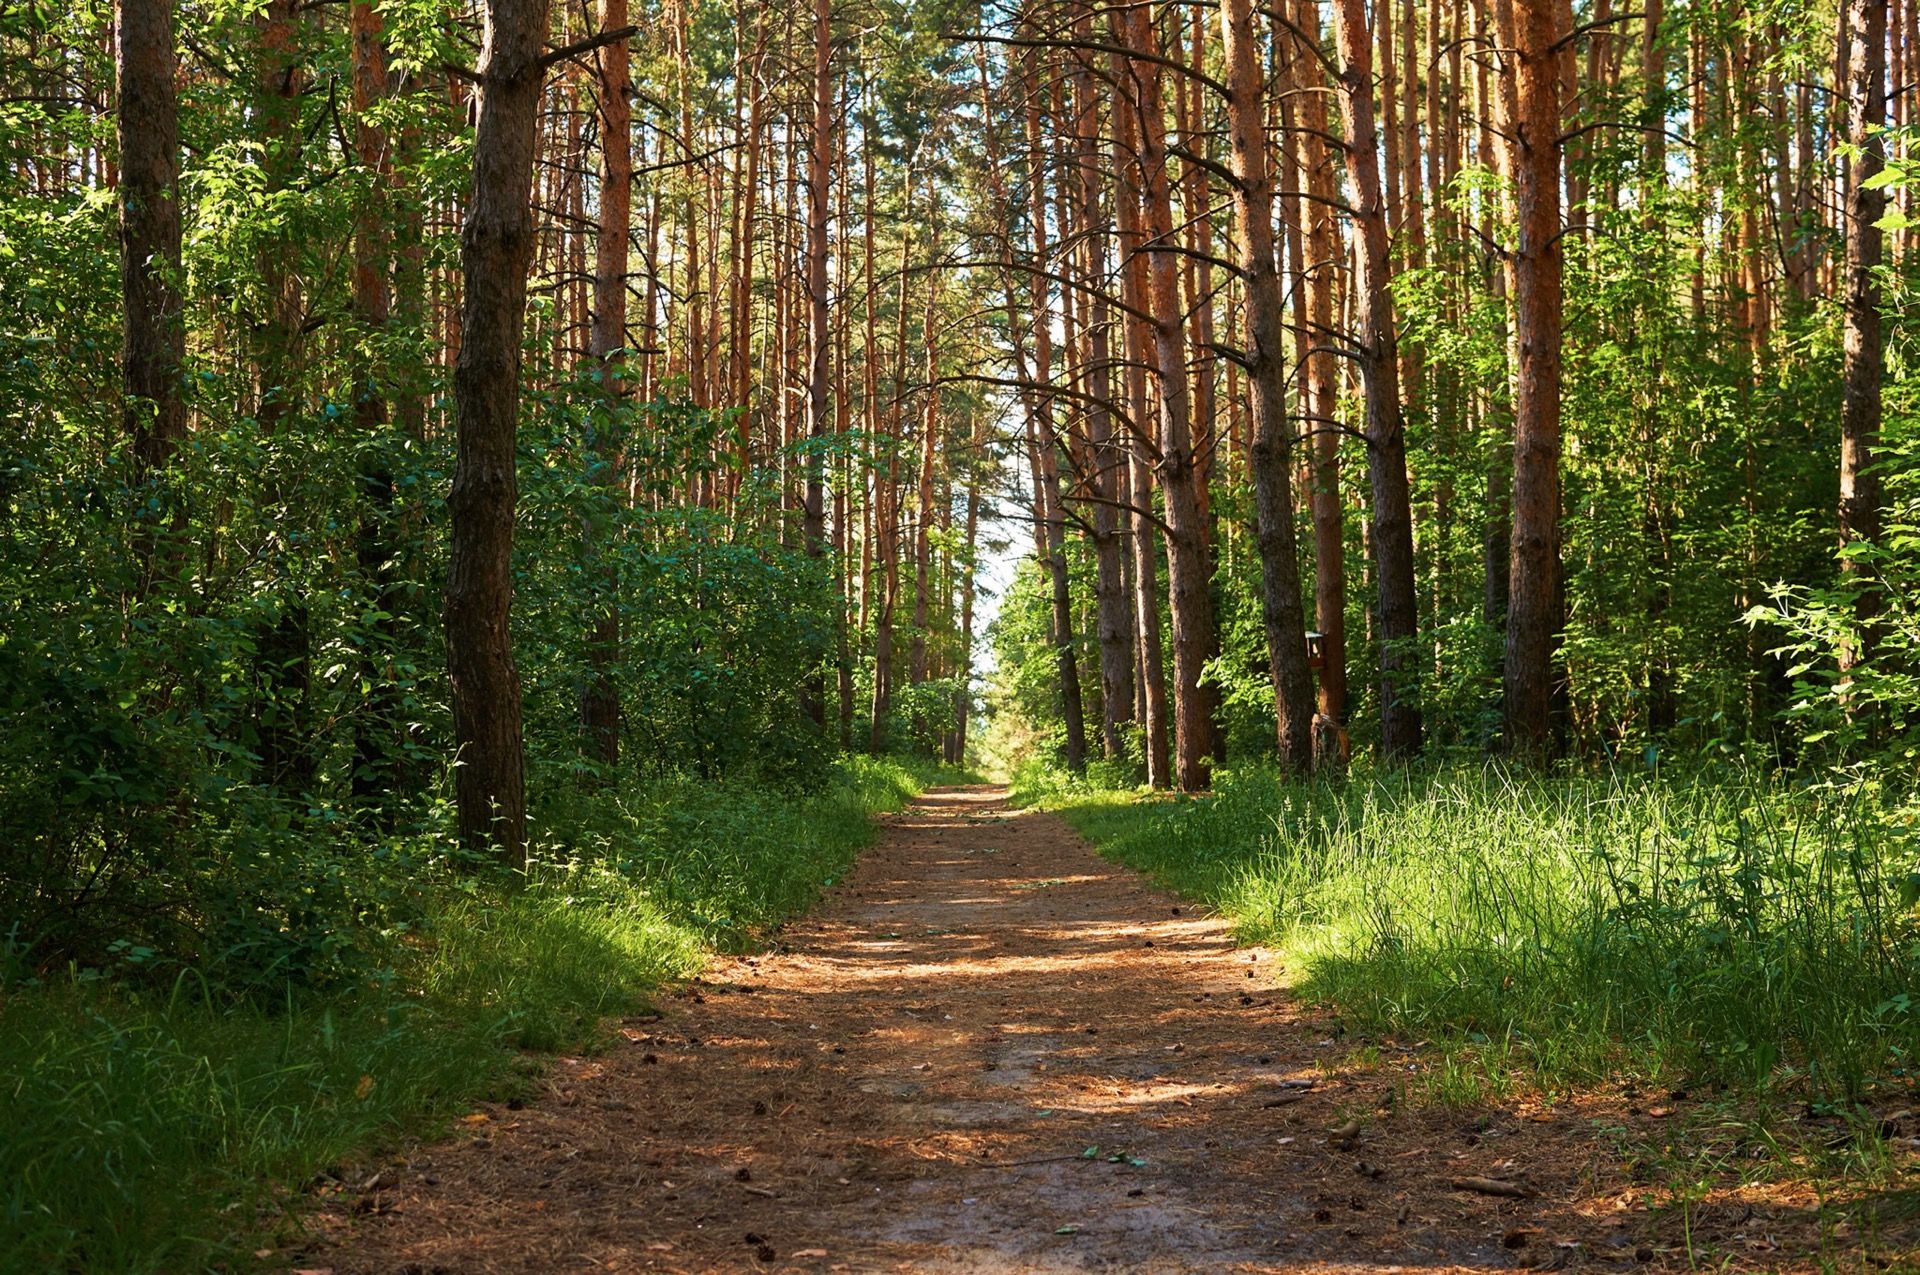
[296,787,1918,1273]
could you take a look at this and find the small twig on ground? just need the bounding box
[1449,1176,1539,1199]
[961,1154,1100,1170]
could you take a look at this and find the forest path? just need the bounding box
[305,787,1673,1273]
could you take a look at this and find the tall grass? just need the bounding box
[0,754,955,1274]
[1043,764,1920,1099]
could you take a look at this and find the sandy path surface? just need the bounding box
[299,787,1877,1273]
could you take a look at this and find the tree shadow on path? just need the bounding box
[299,787,1914,1273]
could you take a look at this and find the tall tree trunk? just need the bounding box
[834,118,857,748]
[1022,57,1088,774]
[1329,0,1424,758]
[1176,8,1226,768]
[117,0,186,587]
[948,412,986,765]
[909,228,942,747]
[1070,44,1135,760]
[910,217,940,694]
[1503,0,1567,757]
[1838,0,1887,679]
[1110,55,1172,790]
[802,0,833,726]
[1476,0,1513,658]
[1115,3,1218,791]
[868,168,914,755]
[581,0,630,766]
[1293,0,1348,726]
[445,0,551,865]
[1129,420,1172,787]
[1220,0,1315,772]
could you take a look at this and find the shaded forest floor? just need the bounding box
[294,788,1920,1272]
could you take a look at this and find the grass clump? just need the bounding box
[0,754,951,1274]
[1042,764,1920,1101]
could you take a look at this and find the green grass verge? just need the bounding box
[0,754,963,1274]
[1034,763,1920,1103]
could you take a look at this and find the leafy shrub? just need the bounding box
[0,755,938,1273]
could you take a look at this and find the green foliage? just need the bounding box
[1044,765,1920,1102]
[0,756,935,1274]
[0,0,872,990]
[1754,125,1920,771]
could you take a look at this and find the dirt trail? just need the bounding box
[300,788,1854,1273]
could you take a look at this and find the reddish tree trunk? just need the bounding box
[1069,44,1135,760]
[1023,57,1088,774]
[1292,0,1348,727]
[1114,4,1218,791]
[1502,0,1568,756]
[802,0,833,725]
[1838,0,1887,677]
[1108,69,1172,788]
[1220,0,1315,772]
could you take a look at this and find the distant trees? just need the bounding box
[13,0,1919,915]
[977,0,1912,774]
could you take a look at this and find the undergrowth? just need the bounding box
[1028,762,1920,1105]
[0,753,958,1274]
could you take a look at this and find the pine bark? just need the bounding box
[1070,45,1135,760]
[116,0,186,583]
[1220,0,1315,771]
[1109,73,1172,788]
[1114,3,1219,790]
[1329,0,1423,758]
[446,0,552,864]
[1838,0,1887,677]
[1023,59,1088,774]
[802,0,833,725]
[1503,0,1567,756]
[1293,0,1347,726]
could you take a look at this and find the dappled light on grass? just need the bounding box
[1047,764,1920,1103]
